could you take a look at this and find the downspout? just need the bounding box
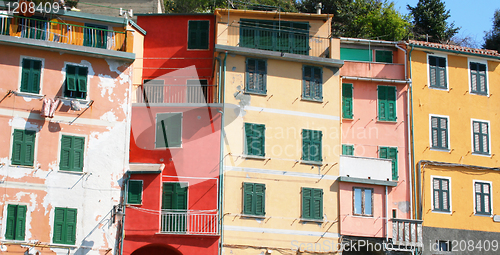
[385,185,389,243]
[218,51,228,255]
[119,173,130,255]
[417,160,422,220]
[408,44,417,220]
[215,56,222,103]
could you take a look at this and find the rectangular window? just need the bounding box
[20,58,42,94]
[84,24,107,49]
[302,187,323,220]
[65,65,88,99]
[53,207,77,245]
[429,56,447,89]
[470,62,487,95]
[438,241,450,251]
[342,83,353,119]
[156,113,182,148]
[127,180,143,205]
[162,182,188,232]
[342,144,354,156]
[472,120,489,154]
[245,123,265,157]
[431,116,448,149]
[340,48,372,62]
[302,66,322,101]
[59,135,85,172]
[188,20,209,50]
[353,187,373,216]
[433,178,450,212]
[378,85,396,121]
[11,129,35,166]
[302,129,322,162]
[5,204,27,241]
[379,147,398,180]
[475,182,491,215]
[246,59,267,94]
[243,183,265,216]
[375,50,393,63]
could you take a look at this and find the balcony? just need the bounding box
[160,210,219,235]
[340,61,406,80]
[339,155,395,185]
[134,84,219,104]
[391,218,423,247]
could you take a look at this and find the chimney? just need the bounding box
[316,3,322,14]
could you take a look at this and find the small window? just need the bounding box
[472,120,489,155]
[65,65,88,99]
[353,187,373,216]
[156,113,182,148]
[302,187,323,220]
[433,178,450,212]
[84,24,107,49]
[20,58,42,94]
[246,59,267,94]
[53,207,77,245]
[431,116,449,149]
[392,209,397,219]
[378,85,396,121]
[475,182,491,215]
[438,240,450,251]
[379,147,398,180]
[245,123,265,157]
[302,129,322,162]
[5,204,27,240]
[127,180,143,205]
[243,183,265,216]
[470,62,487,95]
[60,135,85,172]
[11,129,36,166]
[429,56,447,89]
[375,50,393,63]
[302,66,322,101]
[188,20,209,50]
[342,83,353,119]
[342,144,354,156]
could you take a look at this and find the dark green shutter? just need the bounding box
[128,180,143,204]
[243,183,265,216]
[302,188,312,218]
[60,136,72,170]
[302,130,311,160]
[311,130,322,162]
[53,208,65,244]
[302,66,322,101]
[254,184,265,215]
[156,113,182,148]
[429,56,447,88]
[342,144,354,156]
[255,124,265,156]
[342,83,353,119]
[375,50,393,63]
[11,129,35,166]
[162,183,188,210]
[20,59,31,92]
[380,147,398,180]
[60,135,85,172]
[243,183,254,214]
[14,205,26,240]
[11,130,24,165]
[77,67,88,93]
[20,59,41,94]
[246,59,267,94]
[65,209,77,245]
[5,205,16,240]
[245,123,265,157]
[66,65,77,91]
[188,20,209,50]
[378,86,396,121]
[378,86,386,120]
[340,48,372,61]
[302,188,322,220]
[72,137,84,171]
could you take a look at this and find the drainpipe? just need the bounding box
[119,173,130,255]
[215,57,222,103]
[385,185,389,242]
[408,44,417,220]
[218,51,228,255]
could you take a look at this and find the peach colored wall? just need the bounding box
[340,61,405,80]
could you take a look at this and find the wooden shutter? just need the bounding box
[387,86,396,121]
[311,130,322,162]
[478,64,487,94]
[375,50,393,63]
[439,118,448,148]
[20,59,31,92]
[5,204,16,240]
[303,66,312,99]
[60,135,72,170]
[441,179,449,211]
[254,183,265,215]
[437,57,446,88]
[188,21,209,49]
[176,184,188,210]
[127,180,143,204]
[23,131,35,166]
[379,147,388,159]
[312,188,323,219]
[342,145,354,156]
[15,205,27,240]
[53,208,65,243]
[31,60,41,94]
[302,130,311,160]
[77,66,88,93]
[72,136,84,171]
[156,113,182,148]
[11,130,24,165]
[162,183,187,210]
[243,183,254,214]
[256,124,265,156]
[302,188,312,218]
[65,208,77,244]
[378,86,396,121]
[162,183,175,210]
[388,147,398,180]
[342,83,353,119]
[378,86,387,120]
[66,65,77,92]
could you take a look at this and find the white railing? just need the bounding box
[136,84,219,104]
[161,210,219,235]
[392,218,423,247]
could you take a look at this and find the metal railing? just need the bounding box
[0,15,127,51]
[391,218,423,247]
[160,210,219,235]
[135,84,219,104]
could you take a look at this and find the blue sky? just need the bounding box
[392,0,499,47]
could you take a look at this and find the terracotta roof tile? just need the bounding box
[408,40,500,57]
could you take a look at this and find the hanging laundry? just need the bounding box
[41,98,60,118]
[71,100,82,111]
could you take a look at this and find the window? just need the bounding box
[302,129,322,162]
[245,123,265,157]
[472,120,489,154]
[188,20,209,50]
[429,56,447,89]
[433,178,450,212]
[342,83,353,119]
[246,59,267,94]
[243,183,265,216]
[392,209,397,219]
[340,48,372,62]
[470,62,487,95]
[5,204,27,240]
[342,144,354,156]
[353,187,373,216]
[11,129,35,166]
[378,85,396,121]
[375,50,393,63]
[65,65,88,99]
[379,147,398,180]
[59,135,85,172]
[53,207,77,245]
[84,24,107,49]
[156,113,182,148]
[302,66,322,101]
[20,58,42,94]
[475,182,491,215]
[127,180,143,205]
[431,116,449,149]
[302,187,323,220]
[437,241,450,251]
[162,182,188,232]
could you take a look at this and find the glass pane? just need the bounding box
[364,189,372,215]
[354,188,362,215]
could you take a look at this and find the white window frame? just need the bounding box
[470,118,491,156]
[1,202,30,241]
[430,175,452,214]
[467,58,489,96]
[61,61,92,102]
[155,112,183,149]
[426,53,449,91]
[17,56,45,96]
[8,125,39,168]
[428,114,450,151]
[472,180,493,216]
[56,132,88,174]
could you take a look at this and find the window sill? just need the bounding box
[244,91,267,96]
[472,152,491,157]
[376,119,397,123]
[300,160,323,166]
[154,146,183,150]
[14,91,44,98]
[300,218,324,223]
[301,97,323,103]
[352,214,374,218]
[430,148,450,152]
[432,210,452,214]
[244,155,266,160]
[58,170,86,175]
[49,243,77,248]
[58,97,90,106]
[9,164,35,169]
[474,213,492,217]
[240,214,266,219]
[342,117,354,120]
[470,91,488,96]
[428,86,449,91]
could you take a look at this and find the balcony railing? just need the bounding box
[160,210,219,235]
[135,84,219,104]
[391,218,423,247]
[0,14,127,52]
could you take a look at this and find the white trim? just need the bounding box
[223,225,339,238]
[8,126,39,168]
[127,180,144,205]
[430,175,452,214]
[376,85,397,122]
[223,166,338,180]
[56,132,88,173]
[472,180,493,216]
[1,202,30,241]
[61,62,91,101]
[470,118,491,156]
[467,57,489,96]
[243,106,340,121]
[428,114,450,151]
[427,53,450,91]
[0,108,118,127]
[18,55,45,95]
[0,181,47,190]
[155,112,183,149]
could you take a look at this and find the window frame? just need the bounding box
[473,180,492,216]
[52,207,77,245]
[245,58,267,95]
[468,58,488,96]
[342,83,353,119]
[242,182,266,216]
[301,129,323,163]
[374,49,393,63]
[431,176,452,213]
[18,56,44,96]
[342,144,354,156]
[427,54,449,90]
[353,187,374,217]
[470,119,491,156]
[127,180,143,205]
[3,203,28,241]
[244,123,266,157]
[429,114,450,151]
[187,20,210,50]
[155,112,183,149]
[9,128,37,167]
[58,133,87,173]
[302,65,323,102]
[301,187,323,220]
[377,85,397,122]
[63,63,89,100]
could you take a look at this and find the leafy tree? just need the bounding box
[483,9,500,52]
[164,0,297,13]
[407,0,459,43]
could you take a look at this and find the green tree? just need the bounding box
[483,9,500,52]
[164,0,297,13]
[407,0,459,43]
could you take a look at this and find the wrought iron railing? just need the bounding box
[135,84,219,104]
[160,210,218,235]
[391,218,423,247]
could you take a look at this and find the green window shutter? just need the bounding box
[60,135,85,172]
[379,147,388,159]
[77,67,88,93]
[162,183,174,209]
[470,62,487,94]
[431,117,448,149]
[302,188,322,219]
[342,144,354,156]
[340,48,372,61]
[156,113,182,148]
[53,208,66,244]
[65,208,77,245]
[175,184,188,210]
[342,83,353,119]
[245,123,265,156]
[256,124,265,156]
[429,56,447,89]
[311,130,322,162]
[254,183,265,216]
[127,180,143,204]
[20,59,41,94]
[60,136,72,170]
[14,205,27,240]
[11,130,24,165]
[302,66,322,101]
[66,65,77,92]
[246,59,267,94]
[388,147,398,180]
[433,178,450,212]
[243,183,254,214]
[375,50,393,63]
[387,86,396,121]
[302,188,312,219]
[378,86,396,121]
[302,129,311,160]
[378,86,387,121]
[20,59,31,93]
[72,137,84,171]
[188,20,209,50]
[5,205,16,240]
[23,130,35,166]
[162,183,188,210]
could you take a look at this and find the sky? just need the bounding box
[392,0,499,47]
